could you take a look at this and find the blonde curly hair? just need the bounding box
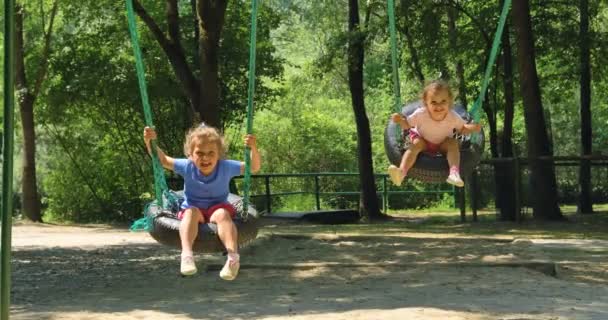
[420,79,455,107]
[183,123,227,158]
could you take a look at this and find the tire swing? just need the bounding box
[384,101,485,183]
[125,0,261,253]
[383,0,511,183]
[144,192,260,253]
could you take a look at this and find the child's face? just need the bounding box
[424,89,452,121]
[189,139,220,176]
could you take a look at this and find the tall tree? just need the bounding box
[447,7,467,107]
[577,0,593,214]
[512,0,562,220]
[347,0,383,220]
[14,1,59,222]
[496,13,518,221]
[132,0,222,126]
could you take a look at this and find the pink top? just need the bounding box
[407,108,466,145]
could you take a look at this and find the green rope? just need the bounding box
[469,0,512,143]
[387,0,402,113]
[242,0,258,217]
[125,0,175,230]
[387,0,404,141]
[386,0,511,143]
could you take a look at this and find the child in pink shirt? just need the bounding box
[388,80,481,187]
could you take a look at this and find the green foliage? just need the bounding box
[35,0,285,222]
[9,0,608,221]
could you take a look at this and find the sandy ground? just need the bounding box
[6,221,608,320]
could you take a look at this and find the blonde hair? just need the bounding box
[183,124,227,157]
[420,79,455,106]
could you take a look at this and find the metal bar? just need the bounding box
[459,185,466,222]
[514,157,522,222]
[314,176,321,210]
[1,0,16,318]
[382,176,388,214]
[471,170,478,222]
[264,176,271,214]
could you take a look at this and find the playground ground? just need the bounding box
[8,211,608,320]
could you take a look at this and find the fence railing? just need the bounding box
[231,172,455,214]
[166,156,608,220]
[469,155,608,221]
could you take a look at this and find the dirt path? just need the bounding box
[8,223,608,320]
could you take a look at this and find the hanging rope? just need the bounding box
[468,0,512,143]
[469,0,512,123]
[126,0,256,227]
[387,0,404,141]
[125,0,176,231]
[242,0,259,216]
[387,0,402,113]
[386,0,512,139]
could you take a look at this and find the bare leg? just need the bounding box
[400,138,427,175]
[211,209,240,280]
[441,138,464,187]
[440,138,460,169]
[179,208,204,257]
[210,209,238,254]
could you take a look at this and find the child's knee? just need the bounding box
[443,138,460,151]
[182,208,205,223]
[410,139,426,152]
[210,209,233,224]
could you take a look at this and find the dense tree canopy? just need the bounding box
[3,0,607,222]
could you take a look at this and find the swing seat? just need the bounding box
[144,192,260,253]
[384,101,485,183]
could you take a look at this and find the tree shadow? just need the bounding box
[10,234,608,319]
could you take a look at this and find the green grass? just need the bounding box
[263,204,608,240]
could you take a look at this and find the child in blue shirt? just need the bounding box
[144,124,261,279]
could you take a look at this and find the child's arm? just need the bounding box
[391,113,411,130]
[459,123,482,135]
[241,134,261,174]
[143,126,175,171]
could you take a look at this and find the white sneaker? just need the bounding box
[446,172,465,187]
[388,165,405,186]
[219,253,240,281]
[180,255,197,276]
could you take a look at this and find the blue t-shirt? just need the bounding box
[173,159,242,209]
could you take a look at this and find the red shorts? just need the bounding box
[409,130,441,154]
[177,202,236,223]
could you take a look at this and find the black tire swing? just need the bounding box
[145,192,260,253]
[383,0,511,183]
[384,101,485,183]
[126,0,261,253]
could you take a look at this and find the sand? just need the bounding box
[7,222,608,320]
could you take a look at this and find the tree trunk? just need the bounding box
[577,0,593,214]
[196,0,227,127]
[496,14,518,221]
[133,0,228,127]
[397,3,424,84]
[348,0,382,221]
[512,0,562,220]
[447,7,467,107]
[15,5,42,222]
